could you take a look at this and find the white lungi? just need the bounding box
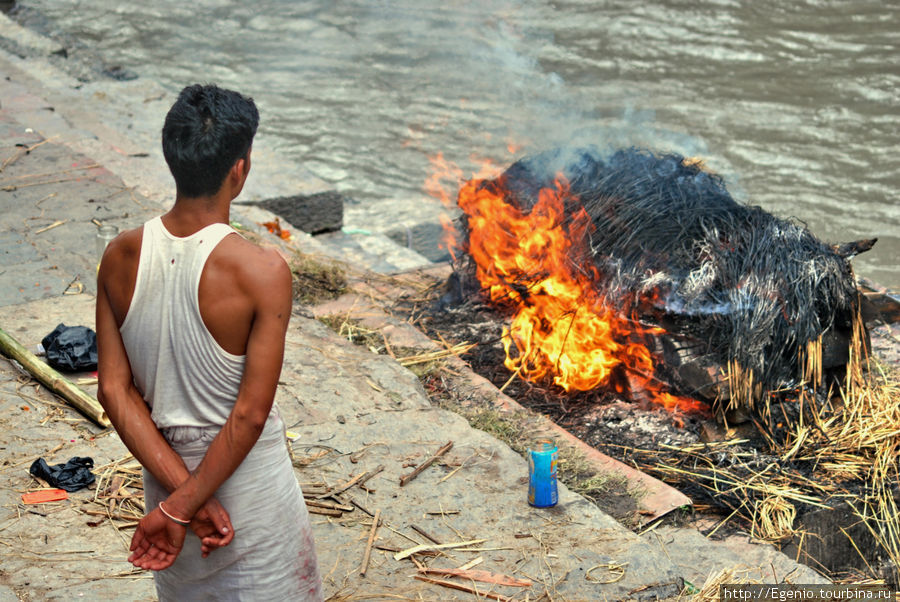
[143,415,322,601]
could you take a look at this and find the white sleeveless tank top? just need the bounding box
[120,216,245,429]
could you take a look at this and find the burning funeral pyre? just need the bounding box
[442,147,867,417]
[414,146,900,580]
[406,143,900,583]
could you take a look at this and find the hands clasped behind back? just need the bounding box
[128,496,234,570]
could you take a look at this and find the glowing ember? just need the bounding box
[431,157,706,414]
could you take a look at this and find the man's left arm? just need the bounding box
[149,248,292,527]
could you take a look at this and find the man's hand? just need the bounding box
[190,497,234,557]
[128,506,186,571]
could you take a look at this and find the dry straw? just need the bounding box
[641,309,900,575]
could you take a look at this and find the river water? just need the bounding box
[11,0,899,288]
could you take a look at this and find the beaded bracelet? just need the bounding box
[158,501,190,526]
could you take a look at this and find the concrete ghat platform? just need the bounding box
[0,16,828,601]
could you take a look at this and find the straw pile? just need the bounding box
[86,456,145,529]
[633,318,900,574]
[688,567,762,602]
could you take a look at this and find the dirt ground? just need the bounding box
[0,294,692,602]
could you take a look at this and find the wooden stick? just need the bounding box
[0,327,110,427]
[417,567,533,587]
[83,510,141,522]
[2,176,85,192]
[355,464,385,488]
[1,163,102,181]
[409,556,427,571]
[394,538,485,561]
[456,556,484,571]
[307,506,343,517]
[374,544,400,553]
[314,464,385,502]
[0,136,57,172]
[359,508,381,577]
[34,219,68,234]
[499,364,522,393]
[315,469,369,500]
[399,441,453,486]
[304,499,353,512]
[413,575,512,601]
[381,332,396,359]
[347,497,375,517]
[102,475,126,498]
[396,343,476,367]
[410,524,441,544]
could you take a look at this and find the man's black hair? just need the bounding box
[162,84,259,198]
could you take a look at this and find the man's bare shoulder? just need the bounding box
[97,226,144,324]
[99,226,143,279]
[212,234,292,294]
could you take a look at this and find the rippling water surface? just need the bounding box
[13,0,899,287]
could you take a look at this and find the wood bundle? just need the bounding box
[84,456,145,527]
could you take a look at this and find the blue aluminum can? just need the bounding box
[527,438,558,508]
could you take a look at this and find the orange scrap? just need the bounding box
[22,489,68,504]
[261,218,291,240]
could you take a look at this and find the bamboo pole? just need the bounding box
[0,327,110,427]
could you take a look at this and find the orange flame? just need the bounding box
[450,164,706,415]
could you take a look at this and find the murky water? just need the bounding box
[12,0,899,288]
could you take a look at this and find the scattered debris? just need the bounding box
[261,216,291,240]
[289,251,348,305]
[412,574,513,601]
[40,323,97,372]
[37,454,146,542]
[316,466,383,500]
[585,562,628,584]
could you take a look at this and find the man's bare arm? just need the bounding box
[161,247,292,520]
[96,241,194,493]
[97,237,234,565]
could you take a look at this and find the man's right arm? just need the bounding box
[95,240,194,493]
[96,237,233,564]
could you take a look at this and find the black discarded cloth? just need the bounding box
[41,323,98,372]
[29,456,95,492]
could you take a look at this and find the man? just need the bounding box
[96,84,322,600]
